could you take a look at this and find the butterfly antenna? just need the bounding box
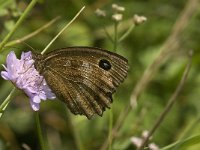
[22,42,36,52]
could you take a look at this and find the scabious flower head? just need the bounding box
[1,51,56,111]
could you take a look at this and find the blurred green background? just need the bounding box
[0,0,200,150]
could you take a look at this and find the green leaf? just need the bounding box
[161,134,200,150]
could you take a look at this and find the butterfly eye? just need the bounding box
[99,59,111,71]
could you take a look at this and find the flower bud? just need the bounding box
[133,14,147,25]
[112,4,125,12]
[112,13,123,22]
[95,8,106,17]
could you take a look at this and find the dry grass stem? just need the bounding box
[137,51,192,150]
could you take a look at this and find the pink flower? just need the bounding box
[1,51,56,110]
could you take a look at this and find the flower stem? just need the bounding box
[103,27,114,43]
[108,21,119,150]
[5,16,60,47]
[41,6,85,54]
[35,112,46,150]
[113,22,118,51]
[118,24,135,42]
[108,108,113,150]
[0,0,38,51]
[0,87,17,118]
[66,111,84,150]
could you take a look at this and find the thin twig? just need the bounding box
[113,22,118,51]
[137,50,193,150]
[103,27,114,43]
[99,0,200,149]
[41,6,85,54]
[0,87,17,118]
[108,21,119,150]
[118,24,135,42]
[5,16,61,47]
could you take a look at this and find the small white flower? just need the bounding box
[130,137,143,148]
[112,4,125,12]
[112,13,123,21]
[133,14,147,25]
[130,131,159,150]
[149,143,160,150]
[95,8,106,17]
[142,130,149,138]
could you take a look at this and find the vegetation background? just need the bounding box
[0,0,200,150]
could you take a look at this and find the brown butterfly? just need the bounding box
[32,47,128,119]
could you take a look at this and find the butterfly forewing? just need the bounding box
[33,47,128,119]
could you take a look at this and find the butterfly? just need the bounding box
[32,47,128,119]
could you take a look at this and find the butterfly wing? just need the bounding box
[40,47,128,119]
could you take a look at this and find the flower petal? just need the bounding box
[30,100,40,111]
[1,71,10,80]
[32,95,41,103]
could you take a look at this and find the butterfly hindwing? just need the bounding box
[33,47,128,119]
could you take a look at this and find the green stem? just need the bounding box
[108,21,119,150]
[66,111,84,150]
[41,6,85,54]
[118,24,135,42]
[5,16,60,47]
[113,22,118,51]
[0,0,38,51]
[108,108,113,150]
[103,27,114,43]
[0,87,16,118]
[173,116,200,150]
[35,112,46,150]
